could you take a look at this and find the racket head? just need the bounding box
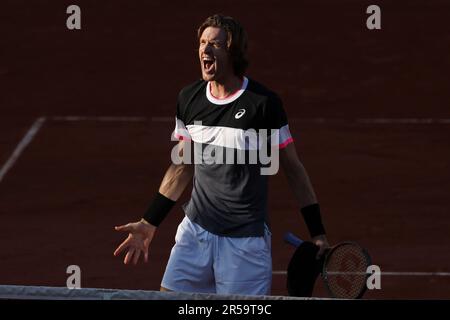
[286,240,322,297]
[322,241,372,299]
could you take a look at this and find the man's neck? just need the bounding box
[209,75,243,99]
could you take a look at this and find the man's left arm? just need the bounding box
[279,142,330,258]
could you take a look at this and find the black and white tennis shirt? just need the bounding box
[173,77,293,237]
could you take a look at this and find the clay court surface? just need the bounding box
[1,1,449,298]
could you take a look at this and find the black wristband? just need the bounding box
[143,192,176,227]
[300,203,326,238]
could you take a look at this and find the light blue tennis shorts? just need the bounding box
[161,216,272,295]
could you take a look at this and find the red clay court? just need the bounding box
[1,1,449,299]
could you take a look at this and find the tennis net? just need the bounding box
[0,285,319,300]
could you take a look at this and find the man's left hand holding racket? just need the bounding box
[311,234,330,260]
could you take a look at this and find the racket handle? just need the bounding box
[284,232,304,248]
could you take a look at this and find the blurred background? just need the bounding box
[0,0,449,298]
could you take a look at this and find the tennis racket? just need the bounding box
[284,232,372,299]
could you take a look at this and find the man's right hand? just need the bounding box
[113,219,156,265]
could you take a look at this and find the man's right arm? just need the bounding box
[141,139,193,226]
[158,140,194,201]
[113,140,193,265]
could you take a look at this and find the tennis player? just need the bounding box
[114,14,329,295]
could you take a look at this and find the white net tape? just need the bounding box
[0,285,323,300]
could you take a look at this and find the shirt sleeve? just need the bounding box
[173,94,192,141]
[264,93,294,149]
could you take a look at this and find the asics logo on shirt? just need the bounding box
[235,109,246,119]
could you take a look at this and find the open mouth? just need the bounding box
[202,57,215,73]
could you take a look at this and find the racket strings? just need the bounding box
[324,243,370,299]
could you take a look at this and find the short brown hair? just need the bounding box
[197,14,249,77]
